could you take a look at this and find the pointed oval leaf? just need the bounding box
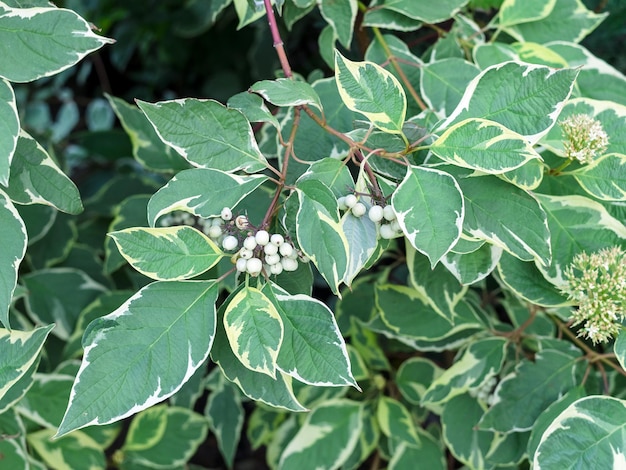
[0,188,27,328]
[459,175,551,265]
[420,58,480,117]
[279,399,363,470]
[319,0,357,48]
[266,284,358,388]
[377,396,421,447]
[147,168,267,226]
[498,0,556,27]
[438,61,578,144]
[250,78,323,111]
[223,286,284,379]
[431,118,542,173]
[136,98,268,173]
[4,131,82,214]
[27,429,105,470]
[0,325,54,406]
[569,153,626,201]
[382,0,469,23]
[109,226,224,281]
[335,50,407,134]
[0,4,114,82]
[534,396,626,470]
[392,166,464,266]
[56,280,219,437]
[16,373,73,429]
[0,79,18,186]
[204,380,244,468]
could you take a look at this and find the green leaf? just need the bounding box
[106,94,189,173]
[205,379,244,468]
[422,337,507,406]
[396,357,443,407]
[341,209,379,287]
[0,409,30,469]
[266,284,358,388]
[431,118,542,173]
[377,396,420,447]
[498,0,556,27]
[16,373,72,429]
[147,168,267,226]
[297,158,354,198]
[478,349,584,432]
[0,188,26,328]
[136,98,268,172]
[109,226,224,281]
[534,396,626,469]
[335,50,407,134]
[105,195,150,275]
[458,175,551,265]
[279,399,363,470]
[615,332,626,372]
[4,131,82,214]
[319,0,357,48]
[27,429,105,470]
[0,3,113,82]
[498,156,545,190]
[363,8,423,32]
[23,268,107,340]
[442,242,502,285]
[389,434,446,470]
[247,405,286,450]
[568,153,626,201]
[382,0,469,23]
[223,286,284,378]
[228,91,280,128]
[442,394,494,469]
[502,0,606,44]
[497,252,569,307]
[438,61,578,143]
[295,180,349,295]
[0,325,53,408]
[392,166,464,266]
[420,58,480,117]
[211,298,307,412]
[56,281,219,437]
[120,405,208,468]
[250,78,323,111]
[0,78,18,186]
[535,194,626,284]
[407,247,467,321]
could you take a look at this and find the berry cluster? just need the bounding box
[469,376,498,406]
[159,208,305,277]
[337,194,403,239]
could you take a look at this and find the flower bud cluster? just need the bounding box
[337,194,402,240]
[560,246,626,344]
[469,376,498,406]
[560,113,609,164]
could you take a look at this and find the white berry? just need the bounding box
[380,224,396,239]
[208,225,222,239]
[243,236,257,251]
[279,242,294,257]
[222,235,239,251]
[383,205,396,221]
[344,194,358,209]
[270,234,284,246]
[391,220,401,232]
[255,230,270,246]
[368,205,384,223]
[351,202,367,217]
[246,258,263,275]
[265,253,281,265]
[337,196,348,211]
[236,258,247,272]
[270,263,283,275]
[264,243,279,256]
[221,207,233,221]
[281,257,299,272]
[239,248,254,259]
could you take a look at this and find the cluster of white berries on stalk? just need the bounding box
[160,207,306,277]
[337,193,403,239]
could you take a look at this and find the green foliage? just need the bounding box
[1,0,626,468]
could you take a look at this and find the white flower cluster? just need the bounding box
[560,113,609,164]
[337,194,403,239]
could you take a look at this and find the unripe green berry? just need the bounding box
[368,205,384,223]
[246,257,263,275]
[255,230,270,246]
[222,235,238,251]
[351,202,367,217]
[221,207,233,221]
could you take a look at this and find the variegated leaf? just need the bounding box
[0,78,18,186]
